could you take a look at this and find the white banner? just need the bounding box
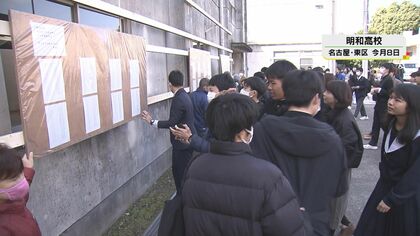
[322,35,406,60]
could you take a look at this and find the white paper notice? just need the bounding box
[109,59,122,91]
[39,59,66,103]
[83,95,101,133]
[220,55,231,73]
[131,88,140,116]
[45,102,70,148]
[30,21,66,57]
[129,60,140,88]
[111,91,124,124]
[80,57,97,95]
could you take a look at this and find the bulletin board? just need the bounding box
[9,10,147,157]
[189,48,211,92]
[219,54,231,73]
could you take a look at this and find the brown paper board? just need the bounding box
[9,10,147,157]
[188,48,211,92]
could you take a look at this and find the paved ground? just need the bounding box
[346,102,383,226]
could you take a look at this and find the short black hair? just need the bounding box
[261,67,268,73]
[389,64,397,74]
[326,80,352,109]
[206,93,259,142]
[168,70,184,87]
[243,77,267,98]
[253,71,265,80]
[356,67,363,73]
[324,73,335,85]
[324,73,335,84]
[410,71,420,77]
[0,144,24,180]
[283,70,323,107]
[199,78,209,89]
[312,67,324,74]
[208,73,236,91]
[380,62,394,71]
[265,60,297,80]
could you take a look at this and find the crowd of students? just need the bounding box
[1,60,419,236]
[144,60,419,236]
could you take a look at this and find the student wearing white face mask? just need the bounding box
[240,76,267,120]
[170,73,237,153]
[181,93,306,236]
[206,72,237,103]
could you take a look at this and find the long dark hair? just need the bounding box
[325,80,352,109]
[389,84,420,144]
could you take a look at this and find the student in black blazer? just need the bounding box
[141,70,195,193]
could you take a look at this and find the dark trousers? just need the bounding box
[369,109,387,146]
[354,96,367,117]
[172,148,193,193]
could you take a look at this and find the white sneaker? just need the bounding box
[360,116,369,120]
[363,144,378,150]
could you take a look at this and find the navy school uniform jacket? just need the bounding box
[374,74,393,112]
[251,111,348,236]
[157,88,196,150]
[190,88,208,135]
[352,76,371,99]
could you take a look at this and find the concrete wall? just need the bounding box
[0,0,245,235]
[246,47,273,75]
[28,101,173,235]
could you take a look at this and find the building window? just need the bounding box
[0,0,32,20]
[300,58,313,70]
[33,0,73,22]
[79,7,121,31]
[274,51,298,58]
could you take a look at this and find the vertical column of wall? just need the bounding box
[219,0,225,54]
[1,50,19,128]
[241,0,248,75]
[0,53,11,135]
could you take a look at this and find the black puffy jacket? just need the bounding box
[182,141,306,236]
